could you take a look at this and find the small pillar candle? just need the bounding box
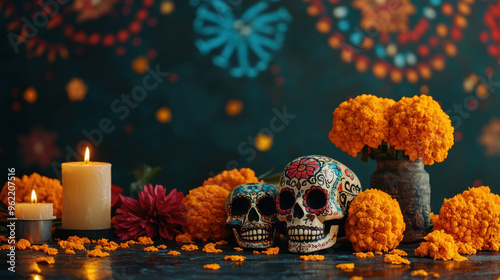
[15,190,55,219]
[62,147,111,230]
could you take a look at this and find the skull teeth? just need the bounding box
[287,228,324,242]
[239,229,271,242]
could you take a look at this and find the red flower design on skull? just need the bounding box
[286,158,320,179]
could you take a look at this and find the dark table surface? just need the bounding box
[2,238,500,280]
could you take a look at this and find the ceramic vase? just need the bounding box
[371,158,431,242]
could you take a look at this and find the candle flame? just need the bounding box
[85,147,90,165]
[31,190,37,204]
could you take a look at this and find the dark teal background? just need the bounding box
[1,0,499,212]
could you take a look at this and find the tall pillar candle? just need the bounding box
[62,148,111,230]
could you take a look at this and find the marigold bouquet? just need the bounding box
[329,94,454,165]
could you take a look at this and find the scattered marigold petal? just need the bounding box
[87,248,110,258]
[224,255,246,262]
[181,244,199,251]
[203,263,221,270]
[300,255,325,261]
[203,243,223,253]
[0,244,11,250]
[260,247,279,255]
[353,252,375,259]
[234,247,244,252]
[336,263,355,271]
[35,257,55,264]
[144,246,159,252]
[415,230,468,261]
[168,250,181,256]
[65,249,75,255]
[16,239,31,250]
[137,236,154,245]
[384,254,410,265]
[388,249,407,256]
[44,247,58,255]
[157,244,167,250]
[411,270,428,276]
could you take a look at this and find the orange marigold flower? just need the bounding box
[329,94,396,157]
[1,173,63,217]
[224,255,246,262]
[414,230,467,261]
[87,248,109,258]
[387,95,454,165]
[168,250,181,256]
[202,168,261,192]
[433,186,500,252]
[182,184,230,241]
[346,189,405,252]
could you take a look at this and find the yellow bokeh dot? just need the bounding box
[132,56,149,75]
[386,44,397,57]
[307,5,319,16]
[341,49,353,63]
[316,20,331,34]
[372,63,387,79]
[66,78,88,101]
[255,133,273,152]
[476,84,489,99]
[436,24,447,37]
[458,2,470,15]
[160,1,175,15]
[23,87,38,103]
[432,58,445,71]
[419,66,432,80]
[355,59,368,72]
[445,43,457,57]
[406,70,419,83]
[328,36,341,49]
[225,99,244,116]
[156,107,172,123]
[420,85,430,95]
[362,38,374,49]
[455,15,468,29]
[390,70,403,83]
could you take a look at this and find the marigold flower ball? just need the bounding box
[202,168,261,192]
[433,186,500,251]
[329,94,395,157]
[182,184,230,241]
[1,173,63,217]
[387,95,454,165]
[346,189,405,252]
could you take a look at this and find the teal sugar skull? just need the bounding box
[225,183,279,249]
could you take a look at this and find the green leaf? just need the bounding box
[261,172,282,188]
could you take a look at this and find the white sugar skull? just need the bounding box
[226,183,279,249]
[277,155,362,253]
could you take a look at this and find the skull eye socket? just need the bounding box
[305,188,327,210]
[278,190,295,211]
[257,196,276,216]
[230,196,251,216]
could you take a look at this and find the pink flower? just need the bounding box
[286,158,320,179]
[114,184,187,241]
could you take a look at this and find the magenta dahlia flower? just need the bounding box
[114,184,187,241]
